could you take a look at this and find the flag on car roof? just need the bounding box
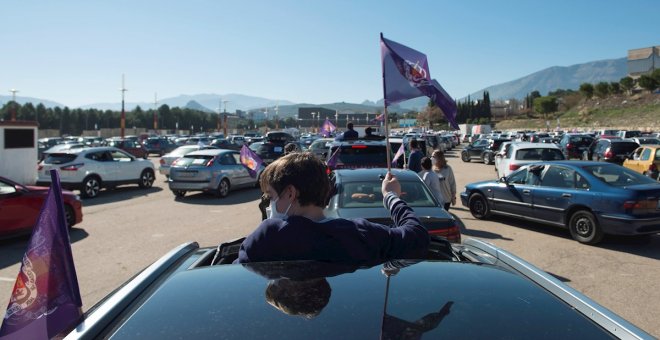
[240,145,264,178]
[0,170,82,340]
[320,119,336,137]
[391,143,405,167]
[380,33,458,129]
[370,113,385,123]
[326,146,341,169]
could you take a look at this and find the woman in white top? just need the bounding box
[432,150,456,211]
[418,157,445,207]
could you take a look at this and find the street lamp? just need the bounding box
[311,112,316,132]
[9,89,19,121]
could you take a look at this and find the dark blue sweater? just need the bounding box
[236,193,429,265]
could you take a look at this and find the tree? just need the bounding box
[652,69,660,84]
[638,74,658,92]
[594,82,609,98]
[579,83,594,99]
[609,82,621,95]
[619,76,634,94]
[533,96,558,122]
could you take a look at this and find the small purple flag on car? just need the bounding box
[391,143,405,167]
[370,113,385,123]
[240,145,264,178]
[381,33,458,129]
[0,170,82,340]
[320,119,336,137]
[326,147,341,169]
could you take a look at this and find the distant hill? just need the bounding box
[465,57,627,100]
[0,95,65,108]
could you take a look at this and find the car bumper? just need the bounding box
[597,213,660,235]
[460,191,469,207]
[159,166,170,176]
[37,180,83,191]
[168,180,214,192]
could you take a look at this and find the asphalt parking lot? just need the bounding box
[1,145,659,336]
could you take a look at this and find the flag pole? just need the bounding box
[381,33,392,173]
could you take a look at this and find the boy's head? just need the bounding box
[421,157,432,170]
[260,152,331,207]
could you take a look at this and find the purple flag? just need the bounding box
[391,143,405,167]
[370,113,385,123]
[0,170,82,339]
[381,33,459,129]
[326,146,341,169]
[240,145,264,178]
[320,119,336,137]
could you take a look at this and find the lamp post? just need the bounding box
[119,74,127,138]
[9,89,19,121]
[311,112,316,132]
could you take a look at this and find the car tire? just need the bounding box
[80,176,101,198]
[139,169,155,189]
[483,153,493,165]
[461,151,470,162]
[143,153,148,160]
[217,179,230,198]
[568,210,603,245]
[173,190,186,198]
[64,204,76,228]
[468,193,491,219]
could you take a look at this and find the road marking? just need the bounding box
[0,277,16,282]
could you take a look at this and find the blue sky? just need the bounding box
[1,0,658,108]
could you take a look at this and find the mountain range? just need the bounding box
[0,57,629,116]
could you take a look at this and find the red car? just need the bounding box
[0,176,83,239]
[106,138,148,159]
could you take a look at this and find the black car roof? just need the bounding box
[333,168,419,182]
[330,140,388,146]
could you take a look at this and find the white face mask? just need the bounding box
[267,196,292,220]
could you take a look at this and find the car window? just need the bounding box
[508,169,528,184]
[540,166,575,189]
[655,149,660,161]
[640,148,651,161]
[231,153,242,164]
[0,180,17,195]
[110,150,132,161]
[219,153,237,165]
[575,172,590,190]
[584,164,658,187]
[340,180,435,208]
[515,148,563,161]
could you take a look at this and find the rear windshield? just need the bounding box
[584,164,658,187]
[169,147,198,157]
[569,136,593,144]
[44,153,77,164]
[611,142,640,153]
[514,148,564,161]
[176,155,214,166]
[331,145,388,165]
[340,180,436,208]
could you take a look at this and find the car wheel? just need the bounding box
[81,176,101,198]
[139,169,155,188]
[461,151,470,162]
[568,210,603,244]
[64,204,76,228]
[173,190,186,198]
[217,179,230,198]
[483,153,493,165]
[143,153,148,159]
[468,193,491,219]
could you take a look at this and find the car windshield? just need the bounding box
[583,164,659,187]
[514,148,564,161]
[340,180,436,208]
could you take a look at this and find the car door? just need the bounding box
[533,165,578,225]
[469,139,488,159]
[110,149,137,181]
[217,152,245,186]
[497,145,515,178]
[491,168,536,217]
[0,180,40,233]
[623,147,644,173]
[230,152,253,186]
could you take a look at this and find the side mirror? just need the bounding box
[499,176,509,184]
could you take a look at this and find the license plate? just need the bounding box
[274,146,283,152]
[178,171,196,177]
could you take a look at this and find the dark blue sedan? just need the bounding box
[461,161,660,244]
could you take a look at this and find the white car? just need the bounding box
[496,143,565,179]
[493,141,514,173]
[37,147,155,198]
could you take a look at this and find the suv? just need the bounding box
[36,147,155,198]
[496,143,565,178]
[461,138,510,164]
[559,134,594,159]
[589,139,640,164]
[326,140,390,170]
[253,131,295,164]
[143,137,177,156]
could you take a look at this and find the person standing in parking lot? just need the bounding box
[407,139,423,173]
[419,157,444,207]
[238,152,429,264]
[432,150,456,211]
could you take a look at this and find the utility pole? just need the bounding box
[216,99,222,132]
[275,103,279,129]
[153,92,158,131]
[222,100,229,136]
[120,74,127,138]
[9,89,19,121]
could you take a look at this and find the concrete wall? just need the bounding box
[0,122,38,185]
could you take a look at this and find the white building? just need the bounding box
[0,121,38,185]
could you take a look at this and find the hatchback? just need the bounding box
[589,139,639,164]
[623,145,660,180]
[158,145,218,177]
[168,149,262,198]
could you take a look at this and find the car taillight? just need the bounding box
[566,143,573,149]
[428,225,461,243]
[509,163,521,171]
[351,145,367,149]
[160,158,166,165]
[624,200,658,213]
[60,163,84,171]
[38,165,43,171]
[650,163,657,171]
[326,166,331,175]
[604,148,613,158]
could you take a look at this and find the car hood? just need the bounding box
[328,207,452,224]
[104,260,615,339]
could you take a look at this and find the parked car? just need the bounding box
[308,137,335,160]
[64,237,652,339]
[588,139,639,164]
[168,149,262,198]
[326,168,460,242]
[558,134,594,159]
[210,138,242,151]
[0,176,82,239]
[493,141,513,173]
[496,142,565,179]
[631,137,660,145]
[40,143,87,161]
[36,147,155,198]
[253,131,296,164]
[461,138,510,164]
[142,137,177,156]
[158,145,218,178]
[106,138,148,159]
[463,161,660,244]
[328,140,390,170]
[623,145,660,180]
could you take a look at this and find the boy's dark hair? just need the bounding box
[265,278,331,319]
[410,139,419,149]
[260,152,330,207]
[284,142,299,155]
[421,157,432,170]
[346,122,354,130]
